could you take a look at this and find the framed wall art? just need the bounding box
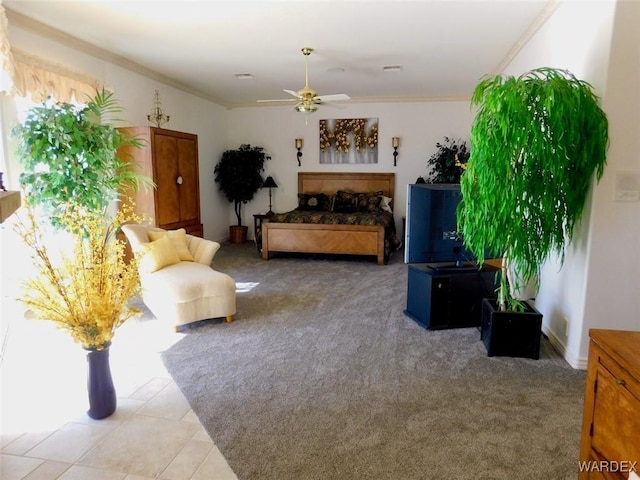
[319,118,378,164]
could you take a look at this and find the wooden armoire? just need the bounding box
[120,127,203,237]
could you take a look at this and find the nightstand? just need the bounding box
[253,213,272,251]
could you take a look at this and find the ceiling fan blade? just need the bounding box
[315,93,351,103]
[284,89,302,98]
[256,98,297,103]
[319,102,346,110]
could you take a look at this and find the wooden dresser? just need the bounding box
[579,329,640,479]
[119,127,203,237]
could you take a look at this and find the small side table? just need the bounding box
[253,213,272,251]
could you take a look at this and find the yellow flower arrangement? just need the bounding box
[14,200,143,350]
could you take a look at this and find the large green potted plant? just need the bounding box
[457,68,608,358]
[214,144,268,243]
[12,89,151,418]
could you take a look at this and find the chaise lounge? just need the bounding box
[122,224,236,331]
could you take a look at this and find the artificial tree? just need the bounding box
[14,88,151,227]
[214,144,268,242]
[426,137,470,183]
[458,67,609,312]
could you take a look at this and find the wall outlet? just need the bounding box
[614,171,640,201]
[563,316,570,337]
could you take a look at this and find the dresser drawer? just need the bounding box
[597,344,640,402]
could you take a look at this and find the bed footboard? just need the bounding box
[262,222,386,265]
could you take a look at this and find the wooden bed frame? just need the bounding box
[261,172,395,265]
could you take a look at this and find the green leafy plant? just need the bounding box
[427,137,470,183]
[13,88,151,227]
[214,144,268,226]
[458,68,608,311]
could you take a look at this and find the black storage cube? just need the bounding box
[480,298,543,359]
[405,263,497,330]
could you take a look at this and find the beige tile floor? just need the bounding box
[0,297,239,480]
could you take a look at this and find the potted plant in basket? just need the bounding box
[12,88,151,418]
[214,144,269,243]
[457,68,608,359]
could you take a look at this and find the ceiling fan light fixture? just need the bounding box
[295,103,318,113]
[258,47,349,113]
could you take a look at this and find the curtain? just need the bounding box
[0,2,105,103]
[0,4,17,94]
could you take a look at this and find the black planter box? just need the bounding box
[480,298,543,359]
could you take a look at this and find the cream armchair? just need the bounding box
[122,224,236,330]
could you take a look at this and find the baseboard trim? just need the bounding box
[543,326,588,370]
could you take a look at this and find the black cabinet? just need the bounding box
[404,262,498,330]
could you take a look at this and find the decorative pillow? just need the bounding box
[148,228,194,261]
[297,193,332,211]
[355,190,384,212]
[333,191,358,213]
[379,196,393,213]
[138,235,181,273]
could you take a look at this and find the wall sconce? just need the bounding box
[392,137,400,166]
[262,176,278,216]
[295,138,303,166]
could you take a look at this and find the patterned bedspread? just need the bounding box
[263,209,402,259]
[269,209,391,226]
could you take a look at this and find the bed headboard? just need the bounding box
[298,172,395,206]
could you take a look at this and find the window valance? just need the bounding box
[10,49,105,103]
[0,4,106,103]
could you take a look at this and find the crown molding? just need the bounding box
[494,0,562,74]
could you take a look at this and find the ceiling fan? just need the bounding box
[257,47,350,113]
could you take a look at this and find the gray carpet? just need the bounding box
[160,243,586,480]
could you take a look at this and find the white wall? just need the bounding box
[501,0,640,367]
[226,101,474,237]
[4,24,231,242]
[580,0,640,351]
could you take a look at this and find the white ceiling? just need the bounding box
[4,0,557,108]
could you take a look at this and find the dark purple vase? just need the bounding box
[86,343,116,419]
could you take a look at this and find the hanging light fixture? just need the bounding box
[147,89,170,128]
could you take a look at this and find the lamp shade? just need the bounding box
[262,176,278,188]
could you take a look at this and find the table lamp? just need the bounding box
[262,176,278,215]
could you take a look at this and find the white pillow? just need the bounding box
[380,196,393,213]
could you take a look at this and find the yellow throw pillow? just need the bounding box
[138,235,181,273]
[148,228,194,262]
